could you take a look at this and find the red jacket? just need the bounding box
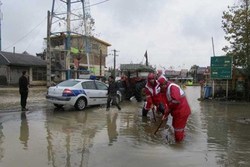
[144,80,162,110]
[162,81,191,118]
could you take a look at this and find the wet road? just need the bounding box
[0,86,250,167]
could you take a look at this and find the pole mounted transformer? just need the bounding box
[47,0,92,85]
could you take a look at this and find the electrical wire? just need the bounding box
[3,0,110,52]
[3,17,47,51]
[88,0,110,8]
[25,20,45,52]
[73,0,110,11]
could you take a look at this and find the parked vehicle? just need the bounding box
[120,64,155,102]
[46,79,122,110]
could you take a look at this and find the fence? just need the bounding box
[201,79,250,101]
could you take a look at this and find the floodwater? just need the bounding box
[0,86,250,167]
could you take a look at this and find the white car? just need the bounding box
[46,79,122,110]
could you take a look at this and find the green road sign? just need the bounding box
[210,56,232,79]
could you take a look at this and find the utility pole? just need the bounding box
[211,37,215,56]
[112,49,119,77]
[82,0,91,71]
[49,0,92,80]
[211,37,215,98]
[66,0,71,79]
[46,11,52,87]
[0,1,3,51]
[99,49,102,76]
[246,0,250,74]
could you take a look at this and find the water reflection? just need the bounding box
[106,112,118,145]
[44,109,106,167]
[0,122,4,160]
[1,86,250,167]
[199,101,250,166]
[19,112,29,149]
[118,106,165,146]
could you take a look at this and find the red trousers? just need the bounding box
[172,112,190,142]
[168,97,191,142]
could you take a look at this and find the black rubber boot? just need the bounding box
[142,108,149,117]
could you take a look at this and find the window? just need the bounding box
[32,67,46,81]
[95,81,108,90]
[82,81,96,89]
[58,80,80,87]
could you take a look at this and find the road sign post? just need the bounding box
[210,56,232,99]
[210,56,232,79]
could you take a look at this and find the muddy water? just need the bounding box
[0,86,250,167]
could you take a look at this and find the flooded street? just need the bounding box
[0,86,250,167]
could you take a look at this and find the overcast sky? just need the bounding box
[1,0,236,70]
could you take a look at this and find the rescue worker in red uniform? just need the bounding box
[142,73,165,117]
[158,77,191,142]
[156,69,167,81]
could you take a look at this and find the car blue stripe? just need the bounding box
[72,89,86,96]
[62,89,86,97]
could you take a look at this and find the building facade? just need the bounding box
[0,51,46,85]
[47,34,111,80]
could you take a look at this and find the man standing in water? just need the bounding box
[158,77,191,143]
[19,71,29,111]
[106,76,121,111]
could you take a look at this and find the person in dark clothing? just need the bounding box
[19,71,29,111]
[106,76,121,111]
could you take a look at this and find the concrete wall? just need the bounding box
[0,65,46,86]
[0,66,8,85]
[9,66,29,85]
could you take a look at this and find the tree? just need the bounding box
[222,1,250,98]
[189,65,199,83]
[222,0,250,71]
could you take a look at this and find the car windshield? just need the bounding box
[57,80,80,87]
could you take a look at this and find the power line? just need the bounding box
[3,0,110,52]
[3,16,47,51]
[73,0,110,11]
[88,0,110,7]
[25,21,45,52]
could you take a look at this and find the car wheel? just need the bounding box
[135,81,146,102]
[54,104,64,108]
[74,97,86,110]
